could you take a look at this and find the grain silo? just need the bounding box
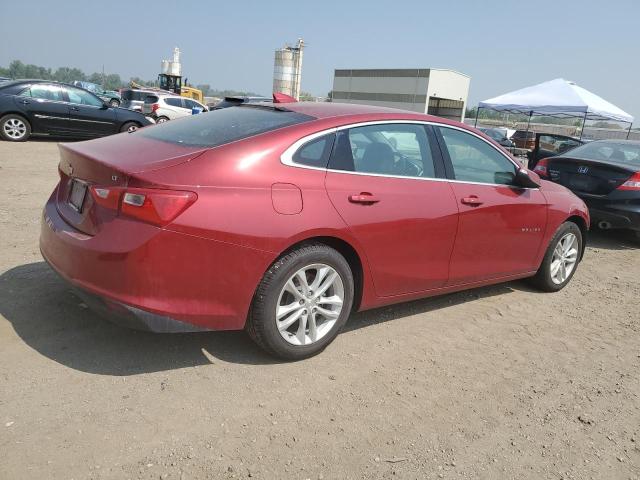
[273,39,304,100]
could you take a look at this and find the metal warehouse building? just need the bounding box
[331,68,470,121]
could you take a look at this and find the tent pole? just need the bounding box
[474,106,481,128]
[579,111,588,140]
[626,122,633,140]
[525,110,532,140]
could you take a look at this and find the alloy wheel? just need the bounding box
[275,264,344,346]
[550,232,579,284]
[127,124,138,133]
[3,118,27,140]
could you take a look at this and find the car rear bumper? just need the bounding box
[583,200,640,231]
[40,189,274,331]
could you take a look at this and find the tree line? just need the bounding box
[1,60,261,98]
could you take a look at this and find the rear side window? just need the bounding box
[292,134,335,168]
[144,95,159,104]
[138,105,314,147]
[438,127,517,185]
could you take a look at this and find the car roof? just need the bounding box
[276,101,453,125]
[588,139,640,146]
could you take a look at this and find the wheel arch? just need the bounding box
[277,235,365,312]
[1,111,32,126]
[566,214,588,260]
[0,111,33,137]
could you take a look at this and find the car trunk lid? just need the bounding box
[56,135,208,235]
[547,157,636,196]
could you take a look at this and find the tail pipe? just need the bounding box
[598,220,612,230]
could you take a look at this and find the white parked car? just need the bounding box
[142,95,208,123]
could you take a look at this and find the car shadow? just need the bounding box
[1,261,529,376]
[586,228,639,251]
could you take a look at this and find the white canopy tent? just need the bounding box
[475,78,634,138]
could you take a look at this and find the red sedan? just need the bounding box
[40,102,589,359]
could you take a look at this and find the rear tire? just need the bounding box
[120,121,140,133]
[247,244,354,360]
[0,114,31,142]
[529,221,582,292]
[109,99,120,108]
[156,116,169,123]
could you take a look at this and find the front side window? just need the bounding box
[65,86,103,107]
[439,127,517,185]
[292,134,335,168]
[165,97,184,108]
[24,84,64,102]
[329,123,436,179]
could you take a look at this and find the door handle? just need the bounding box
[20,100,30,104]
[349,193,380,204]
[70,106,80,111]
[461,196,483,206]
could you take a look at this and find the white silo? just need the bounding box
[161,47,182,76]
[273,39,304,100]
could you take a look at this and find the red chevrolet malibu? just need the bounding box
[40,102,589,359]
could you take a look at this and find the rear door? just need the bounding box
[436,126,547,284]
[164,96,190,118]
[15,84,70,134]
[529,134,583,168]
[325,122,459,297]
[62,85,118,136]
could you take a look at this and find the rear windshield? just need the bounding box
[213,98,244,109]
[137,105,314,147]
[564,141,640,166]
[144,95,159,103]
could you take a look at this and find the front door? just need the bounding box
[436,126,547,285]
[62,85,118,136]
[325,122,459,297]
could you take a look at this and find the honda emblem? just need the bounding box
[578,166,589,174]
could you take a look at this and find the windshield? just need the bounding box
[481,129,503,141]
[138,106,314,147]
[564,141,640,166]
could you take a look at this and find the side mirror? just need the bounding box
[515,168,541,188]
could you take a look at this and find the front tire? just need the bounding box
[0,114,31,142]
[247,244,354,360]
[109,99,120,108]
[156,116,169,123]
[120,121,140,133]
[529,221,582,292]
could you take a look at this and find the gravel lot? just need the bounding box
[1,139,639,480]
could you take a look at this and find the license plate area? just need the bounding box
[68,179,88,212]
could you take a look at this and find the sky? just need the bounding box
[1,0,638,121]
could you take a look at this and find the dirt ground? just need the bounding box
[0,139,639,480]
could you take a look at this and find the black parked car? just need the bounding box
[211,95,272,109]
[533,140,640,237]
[0,80,152,142]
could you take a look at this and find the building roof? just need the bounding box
[334,68,470,78]
[283,101,421,119]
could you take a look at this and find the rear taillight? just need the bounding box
[617,172,640,191]
[533,158,550,177]
[151,103,159,113]
[89,186,197,226]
